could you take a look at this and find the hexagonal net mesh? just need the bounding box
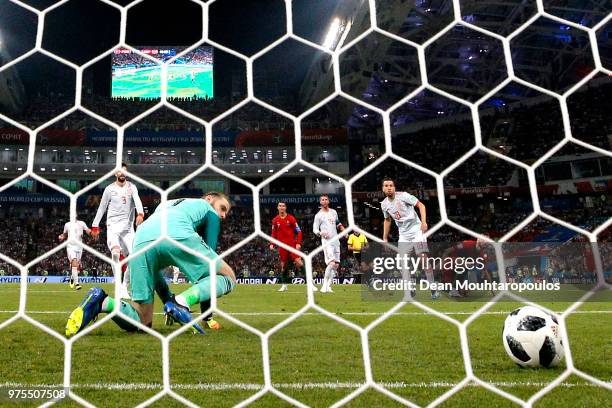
[0,0,610,407]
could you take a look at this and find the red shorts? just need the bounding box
[278,247,300,263]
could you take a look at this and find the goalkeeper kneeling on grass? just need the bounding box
[65,193,236,337]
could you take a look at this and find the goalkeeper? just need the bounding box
[65,193,236,336]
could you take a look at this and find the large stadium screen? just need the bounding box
[111,46,214,99]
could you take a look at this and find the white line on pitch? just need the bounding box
[0,381,610,391]
[1,310,611,315]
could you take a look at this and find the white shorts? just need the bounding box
[323,243,341,265]
[398,229,429,256]
[106,226,135,255]
[66,246,83,263]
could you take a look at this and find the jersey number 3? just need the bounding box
[394,211,401,220]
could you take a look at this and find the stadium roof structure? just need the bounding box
[302,0,606,111]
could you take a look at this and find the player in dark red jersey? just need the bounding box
[269,202,308,292]
[450,237,493,296]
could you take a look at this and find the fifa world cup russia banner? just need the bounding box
[234,128,347,147]
[213,130,238,147]
[2,127,348,147]
[86,130,205,147]
[0,194,69,204]
[231,194,344,206]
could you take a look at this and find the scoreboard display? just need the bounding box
[111,46,214,99]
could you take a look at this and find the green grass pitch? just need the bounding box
[112,65,213,99]
[0,283,609,407]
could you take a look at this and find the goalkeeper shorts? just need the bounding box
[129,234,221,304]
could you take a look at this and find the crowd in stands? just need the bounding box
[392,121,475,173]
[80,95,236,125]
[480,97,564,163]
[13,94,75,129]
[0,195,357,279]
[11,93,298,132]
[507,217,553,242]
[0,193,608,281]
[599,228,612,283]
[551,237,597,281]
[0,206,112,276]
[116,106,206,132]
[444,153,520,188]
[446,195,534,237]
[352,160,438,192]
[427,226,470,243]
[567,78,611,150]
[505,237,598,284]
[214,102,292,132]
[541,195,610,231]
[389,90,475,172]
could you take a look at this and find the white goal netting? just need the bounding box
[0,0,610,407]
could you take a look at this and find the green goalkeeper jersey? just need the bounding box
[134,198,221,247]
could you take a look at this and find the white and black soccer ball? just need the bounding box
[502,306,564,368]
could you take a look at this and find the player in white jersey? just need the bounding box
[58,219,91,290]
[313,194,345,293]
[169,265,181,284]
[381,178,439,300]
[91,163,144,299]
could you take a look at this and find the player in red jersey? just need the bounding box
[446,237,493,297]
[269,201,307,292]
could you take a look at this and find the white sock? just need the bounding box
[425,269,436,294]
[328,268,336,290]
[425,269,435,283]
[323,265,334,290]
[71,266,78,284]
[101,297,113,312]
[401,267,412,300]
[111,250,122,286]
[122,266,130,288]
[175,295,189,309]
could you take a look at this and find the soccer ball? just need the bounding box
[502,306,564,368]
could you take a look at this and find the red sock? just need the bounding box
[119,254,127,274]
